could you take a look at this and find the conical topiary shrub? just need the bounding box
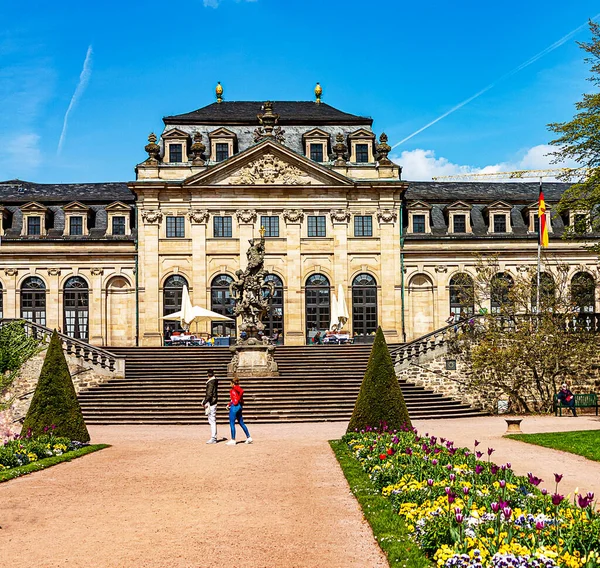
[347,327,412,433]
[21,330,90,442]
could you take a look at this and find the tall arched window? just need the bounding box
[263,274,284,341]
[571,272,595,313]
[449,273,474,318]
[210,274,236,337]
[64,276,89,340]
[305,273,330,340]
[163,274,188,338]
[352,273,378,336]
[490,273,514,314]
[531,272,555,312]
[21,276,46,326]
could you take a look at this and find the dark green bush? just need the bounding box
[347,326,412,433]
[21,331,90,442]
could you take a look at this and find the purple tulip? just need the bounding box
[474,440,480,447]
[527,473,543,487]
[535,521,545,530]
[434,448,442,454]
[502,506,512,519]
[449,473,456,482]
[431,459,438,466]
[554,473,563,484]
[475,465,484,475]
[463,486,470,495]
[487,448,495,456]
[491,465,499,475]
[427,478,434,487]
[491,502,500,513]
[476,451,483,459]
[506,463,511,469]
[448,447,457,456]
[587,492,594,501]
[430,436,437,445]
[425,432,429,437]
[499,480,506,488]
[455,512,464,523]
[448,493,456,505]
[445,486,452,495]
[464,450,470,457]
[577,494,591,508]
[405,447,413,456]
[446,464,453,471]
[542,488,548,496]
[440,437,446,443]
[551,493,564,506]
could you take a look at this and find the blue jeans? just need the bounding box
[229,404,250,440]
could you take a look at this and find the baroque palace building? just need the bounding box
[1,84,599,347]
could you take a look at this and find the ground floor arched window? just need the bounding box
[210,274,236,337]
[490,273,514,314]
[449,273,474,318]
[571,272,595,313]
[305,273,330,340]
[163,274,188,338]
[352,273,377,336]
[64,276,89,340]
[21,276,46,326]
[531,272,555,312]
[263,274,284,341]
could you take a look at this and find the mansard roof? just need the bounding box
[0,180,134,204]
[163,101,373,126]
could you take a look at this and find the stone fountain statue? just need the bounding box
[227,228,279,377]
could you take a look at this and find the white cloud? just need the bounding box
[392,144,579,181]
[0,133,42,176]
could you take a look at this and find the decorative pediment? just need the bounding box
[526,201,551,210]
[485,200,512,211]
[445,200,472,211]
[303,128,330,139]
[105,201,132,212]
[408,200,432,210]
[348,128,375,139]
[162,128,189,139]
[183,139,352,187]
[63,201,90,212]
[209,127,236,139]
[20,201,47,212]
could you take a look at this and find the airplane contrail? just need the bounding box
[391,15,600,150]
[57,45,93,155]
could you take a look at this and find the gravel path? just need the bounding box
[0,422,388,568]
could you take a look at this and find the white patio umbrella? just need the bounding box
[329,290,340,331]
[337,284,349,330]
[162,285,233,330]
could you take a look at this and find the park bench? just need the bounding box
[553,393,599,416]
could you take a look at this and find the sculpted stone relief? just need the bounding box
[282,209,304,224]
[141,209,163,224]
[236,209,257,224]
[329,209,351,223]
[230,153,310,185]
[188,209,210,224]
[377,208,397,223]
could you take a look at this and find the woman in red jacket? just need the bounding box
[226,377,253,445]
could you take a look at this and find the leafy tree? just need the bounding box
[21,330,90,442]
[549,21,600,239]
[347,327,412,432]
[451,256,598,413]
[0,321,44,409]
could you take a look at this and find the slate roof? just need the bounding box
[0,180,134,204]
[163,101,373,126]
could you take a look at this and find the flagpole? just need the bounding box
[536,177,542,315]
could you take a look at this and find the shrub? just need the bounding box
[347,326,412,433]
[21,331,90,442]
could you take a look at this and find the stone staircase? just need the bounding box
[78,343,486,424]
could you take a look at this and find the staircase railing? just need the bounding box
[0,318,125,375]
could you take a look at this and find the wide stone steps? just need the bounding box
[78,344,486,424]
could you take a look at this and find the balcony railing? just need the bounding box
[0,319,125,375]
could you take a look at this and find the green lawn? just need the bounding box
[330,440,431,568]
[0,444,109,482]
[506,430,600,462]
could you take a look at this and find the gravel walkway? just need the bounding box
[2,415,599,567]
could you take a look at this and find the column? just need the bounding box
[3,268,18,318]
[89,268,104,345]
[189,208,209,335]
[378,209,400,341]
[46,268,61,331]
[283,209,304,346]
[330,208,350,330]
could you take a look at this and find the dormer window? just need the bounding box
[106,201,132,236]
[209,128,237,162]
[526,202,553,234]
[162,128,190,164]
[303,128,329,163]
[407,201,432,234]
[27,216,41,235]
[569,210,590,233]
[69,216,83,236]
[348,129,376,163]
[63,201,90,237]
[485,201,512,234]
[446,201,472,234]
[0,206,5,237]
[169,144,183,163]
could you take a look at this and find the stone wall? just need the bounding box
[4,348,121,423]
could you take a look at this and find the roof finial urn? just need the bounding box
[376,132,392,166]
[216,81,223,103]
[190,132,206,165]
[315,82,322,104]
[144,133,160,164]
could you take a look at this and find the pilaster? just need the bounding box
[378,209,399,341]
[283,209,304,345]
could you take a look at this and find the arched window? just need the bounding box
[305,273,330,340]
[21,276,46,326]
[449,273,474,318]
[263,274,284,342]
[571,272,595,313]
[64,276,89,340]
[531,272,555,312]
[490,273,514,314]
[163,274,188,338]
[210,274,236,337]
[352,273,377,336]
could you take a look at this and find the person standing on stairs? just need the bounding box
[203,369,219,444]
[226,377,253,446]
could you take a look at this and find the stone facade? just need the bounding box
[1,92,599,347]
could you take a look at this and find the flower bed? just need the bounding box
[343,426,600,568]
[1,426,88,471]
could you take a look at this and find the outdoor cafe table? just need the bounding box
[323,333,351,344]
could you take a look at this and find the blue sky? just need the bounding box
[0,0,598,183]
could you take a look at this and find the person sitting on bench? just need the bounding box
[556,383,577,417]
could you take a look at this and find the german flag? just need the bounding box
[538,187,549,248]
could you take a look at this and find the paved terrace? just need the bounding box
[1,416,599,567]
